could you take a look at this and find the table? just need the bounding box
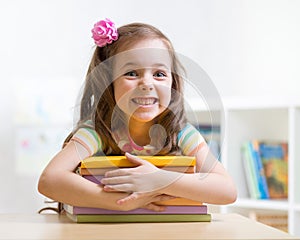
[0,213,297,239]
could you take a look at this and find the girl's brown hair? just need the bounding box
[75,22,187,155]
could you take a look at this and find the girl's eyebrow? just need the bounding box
[119,62,138,70]
[119,62,170,71]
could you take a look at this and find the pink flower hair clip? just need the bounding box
[91,18,118,47]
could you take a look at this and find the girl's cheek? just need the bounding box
[157,85,172,108]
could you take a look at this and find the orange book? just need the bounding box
[155,197,203,206]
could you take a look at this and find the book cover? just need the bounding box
[80,156,196,169]
[66,212,211,223]
[259,142,288,199]
[63,204,208,215]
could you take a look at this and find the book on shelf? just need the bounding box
[241,141,269,199]
[241,142,261,199]
[259,141,288,199]
[242,140,288,199]
[66,212,212,223]
[63,203,208,215]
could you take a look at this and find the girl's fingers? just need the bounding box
[105,183,133,192]
[116,192,139,205]
[144,203,166,212]
[125,152,146,165]
[153,194,176,202]
[104,168,131,177]
[102,185,119,192]
[101,176,130,185]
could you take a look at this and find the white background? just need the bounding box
[0,0,299,213]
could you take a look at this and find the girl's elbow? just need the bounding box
[37,171,54,198]
[223,182,237,204]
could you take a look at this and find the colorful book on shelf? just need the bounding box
[80,156,196,169]
[63,204,208,215]
[66,212,211,223]
[249,141,269,199]
[241,142,260,199]
[259,141,288,199]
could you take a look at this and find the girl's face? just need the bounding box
[113,39,172,123]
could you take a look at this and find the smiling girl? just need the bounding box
[38,19,237,212]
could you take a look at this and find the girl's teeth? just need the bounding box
[133,98,156,105]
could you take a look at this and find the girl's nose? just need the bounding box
[139,83,154,91]
[139,74,154,91]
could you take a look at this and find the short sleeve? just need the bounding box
[177,123,205,156]
[71,127,102,156]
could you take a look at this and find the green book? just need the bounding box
[66,212,211,223]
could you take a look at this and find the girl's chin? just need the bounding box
[130,113,158,123]
[129,110,162,123]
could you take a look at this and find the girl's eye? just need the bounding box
[124,71,138,77]
[154,71,167,78]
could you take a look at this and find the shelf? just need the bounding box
[188,96,300,111]
[294,204,300,211]
[222,96,300,110]
[187,97,300,236]
[229,198,289,211]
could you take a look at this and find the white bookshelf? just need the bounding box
[187,96,300,237]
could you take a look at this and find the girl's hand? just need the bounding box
[119,192,175,211]
[101,153,181,198]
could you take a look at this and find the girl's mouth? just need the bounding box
[131,97,158,105]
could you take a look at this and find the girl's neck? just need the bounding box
[128,118,154,146]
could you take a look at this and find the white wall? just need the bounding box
[0,0,299,213]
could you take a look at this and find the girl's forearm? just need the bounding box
[159,170,237,204]
[38,171,132,211]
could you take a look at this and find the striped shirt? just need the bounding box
[71,123,205,157]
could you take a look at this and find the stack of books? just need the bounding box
[65,156,211,223]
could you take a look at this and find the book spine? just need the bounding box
[250,141,269,199]
[242,143,260,199]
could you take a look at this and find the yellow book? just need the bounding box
[80,156,196,169]
[79,166,195,175]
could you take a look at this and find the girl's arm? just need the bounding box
[101,145,237,205]
[38,142,172,211]
[159,145,237,204]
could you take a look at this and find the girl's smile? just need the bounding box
[131,97,158,106]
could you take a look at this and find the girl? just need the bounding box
[38,19,237,212]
